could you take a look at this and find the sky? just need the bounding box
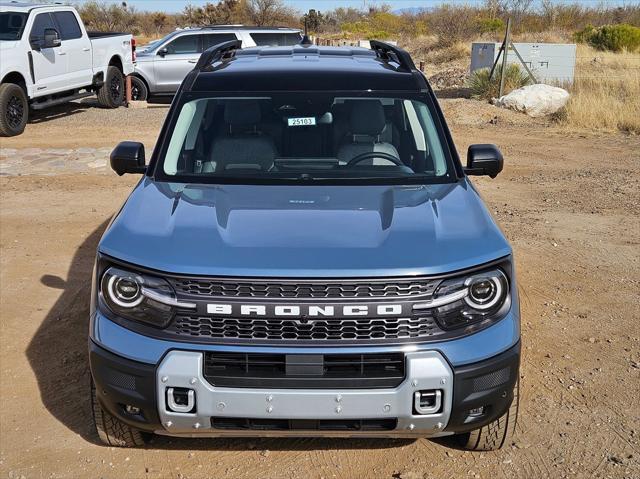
[70,0,637,14]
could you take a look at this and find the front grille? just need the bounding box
[169,314,445,342]
[211,417,397,431]
[169,277,439,299]
[203,352,405,388]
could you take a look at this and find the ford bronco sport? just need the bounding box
[90,40,520,451]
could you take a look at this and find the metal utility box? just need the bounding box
[471,42,577,84]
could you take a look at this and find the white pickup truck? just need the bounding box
[0,2,135,136]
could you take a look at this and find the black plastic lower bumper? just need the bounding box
[445,342,520,434]
[89,340,161,433]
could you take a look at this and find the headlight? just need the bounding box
[414,268,509,330]
[100,266,195,328]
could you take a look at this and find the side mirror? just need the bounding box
[465,144,504,178]
[157,47,168,57]
[43,28,61,49]
[110,141,146,176]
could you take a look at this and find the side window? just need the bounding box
[203,33,238,50]
[53,11,82,41]
[30,13,55,42]
[250,32,301,46]
[164,35,201,55]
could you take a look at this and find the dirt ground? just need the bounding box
[0,99,639,479]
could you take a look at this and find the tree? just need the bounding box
[246,0,296,26]
[302,9,326,33]
[182,0,245,26]
[152,12,167,35]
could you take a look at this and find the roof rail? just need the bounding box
[369,40,417,72]
[195,39,242,70]
[200,25,299,31]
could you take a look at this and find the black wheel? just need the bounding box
[91,381,146,447]
[457,379,519,451]
[97,66,124,108]
[130,76,149,101]
[0,83,28,137]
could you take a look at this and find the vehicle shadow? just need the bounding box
[26,220,110,445]
[148,435,415,451]
[28,100,97,124]
[26,220,415,450]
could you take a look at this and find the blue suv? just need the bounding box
[89,40,520,450]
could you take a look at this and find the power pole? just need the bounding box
[499,18,512,98]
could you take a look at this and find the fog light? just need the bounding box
[124,404,141,415]
[468,406,485,417]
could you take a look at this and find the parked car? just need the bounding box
[0,2,134,136]
[129,26,302,100]
[90,40,520,451]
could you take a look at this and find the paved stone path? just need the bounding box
[0,147,114,176]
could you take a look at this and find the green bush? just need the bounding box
[468,64,532,101]
[574,24,640,52]
[476,17,505,34]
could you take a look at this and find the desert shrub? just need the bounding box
[468,64,532,100]
[476,17,505,34]
[422,5,479,46]
[342,11,413,40]
[574,24,640,52]
[430,42,469,64]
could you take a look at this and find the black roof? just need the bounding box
[188,44,428,93]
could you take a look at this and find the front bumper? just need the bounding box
[90,340,520,438]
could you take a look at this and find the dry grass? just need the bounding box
[559,44,640,134]
[401,35,470,65]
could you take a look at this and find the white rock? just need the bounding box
[493,84,570,117]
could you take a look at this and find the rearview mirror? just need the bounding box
[43,28,61,49]
[465,144,503,178]
[110,141,146,176]
[157,47,168,57]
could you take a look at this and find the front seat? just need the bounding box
[336,100,400,165]
[202,101,277,173]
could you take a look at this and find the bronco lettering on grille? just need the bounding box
[206,303,405,317]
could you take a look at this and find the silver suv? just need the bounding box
[130,26,302,100]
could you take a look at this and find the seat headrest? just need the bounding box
[224,101,261,125]
[349,101,386,136]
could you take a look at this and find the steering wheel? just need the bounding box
[346,151,404,168]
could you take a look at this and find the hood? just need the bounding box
[99,179,511,277]
[134,50,154,61]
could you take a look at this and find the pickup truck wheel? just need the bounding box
[97,66,124,108]
[0,83,28,137]
[91,381,146,447]
[457,379,519,451]
[130,76,148,101]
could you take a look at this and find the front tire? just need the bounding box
[0,83,28,137]
[130,76,149,101]
[91,381,146,447]
[97,66,124,108]
[458,380,519,451]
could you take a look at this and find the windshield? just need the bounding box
[0,12,28,41]
[158,93,453,184]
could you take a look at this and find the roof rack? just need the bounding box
[200,25,300,31]
[195,39,242,70]
[369,40,417,72]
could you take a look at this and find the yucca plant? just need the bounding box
[468,64,532,101]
